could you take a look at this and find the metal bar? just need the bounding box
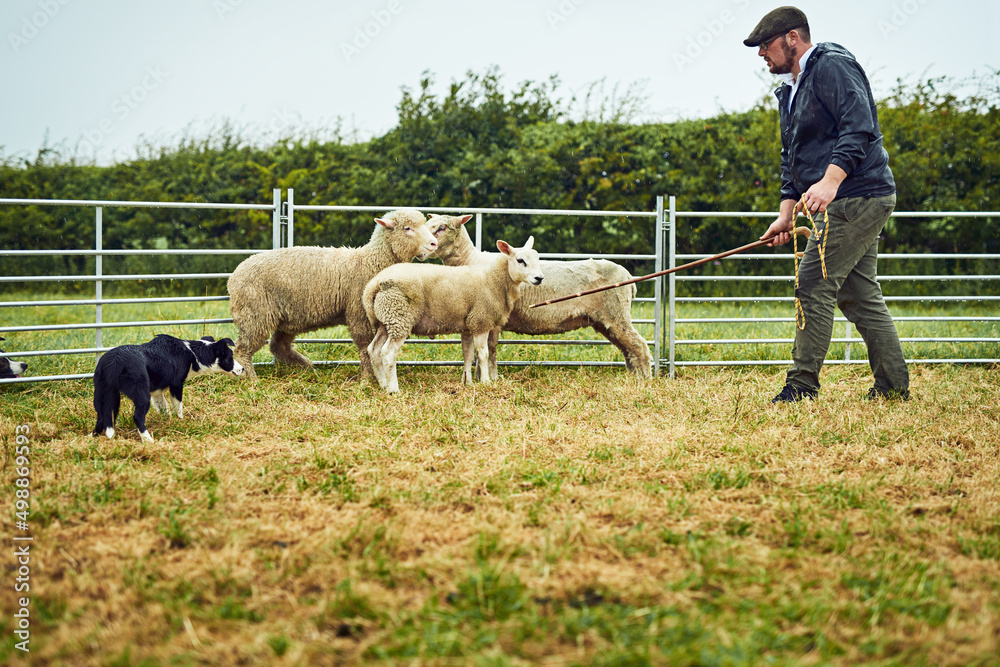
[676,316,1000,323]
[294,337,635,346]
[287,188,295,248]
[673,337,1000,345]
[0,273,232,282]
[475,212,483,251]
[673,210,1000,218]
[0,198,274,210]
[0,249,262,256]
[293,204,657,217]
[671,358,1000,367]
[535,253,655,261]
[0,296,230,307]
[676,253,1000,260]
[668,195,677,380]
[1,374,95,384]
[95,207,103,363]
[672,275,1000,281]
[306,360,632,368]
[675,296,1000,302]
[887,212,1000,218]
[1,319,232,333]
[653,195,663,378]
[3,347,107,358]
[273,188,281,250]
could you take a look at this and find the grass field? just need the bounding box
[1,297,999,665]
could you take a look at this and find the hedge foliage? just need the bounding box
[2,69,998,275]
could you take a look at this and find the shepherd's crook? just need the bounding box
[528,227,812,308]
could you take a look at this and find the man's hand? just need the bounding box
[761,199,798,246]
[762,217,794,246]
[794,164,847,215]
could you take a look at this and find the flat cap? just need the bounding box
[743,6,808,47]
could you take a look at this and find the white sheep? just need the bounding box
[426,214,653,379]
[227,209,438,381]
[363,237,544,393]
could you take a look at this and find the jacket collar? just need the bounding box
[777,44,817,86]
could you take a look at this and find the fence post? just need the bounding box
[95,206,103,362]
[287,188,295,248]
[272,188,282,249]
[475,212,483,251]
[845,321,852,361]
[653,196,664,378]
[668,196,677,380]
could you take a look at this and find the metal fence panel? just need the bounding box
[663,208,1000,376]
[1,192,283,383]
[2,193,997,384]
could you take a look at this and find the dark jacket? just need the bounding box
[776,42,895,201]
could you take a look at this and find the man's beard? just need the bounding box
[769,38,797,74]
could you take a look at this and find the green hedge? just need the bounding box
[2,69,998,291]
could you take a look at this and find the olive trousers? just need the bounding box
[785,193,910,395]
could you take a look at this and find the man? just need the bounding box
[745,6,910,403]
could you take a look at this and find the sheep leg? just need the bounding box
[357,343,375,382]
[487,328,500,381]
[593,321,653,379]
[367,325,390,389]
[269,331,314,370]
[474,331,492,384]
[461,333,475,385]
[232,329,270,380]
[381,336,407,394]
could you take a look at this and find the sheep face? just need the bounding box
[426,214,473,260]
[497,236,544,286]
[375,209,439,261]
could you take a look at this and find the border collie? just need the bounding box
[92,334,243,442]
[0,337,28,379]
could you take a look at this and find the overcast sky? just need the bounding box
[2,0,996,164]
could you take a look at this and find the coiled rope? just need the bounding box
[794,193,830,330]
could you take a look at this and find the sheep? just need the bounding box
[425,214,653,379]
[227,209,438,381]
[363,237,544,393]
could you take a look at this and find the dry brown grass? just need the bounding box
[2,362,999,665]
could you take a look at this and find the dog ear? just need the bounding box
[218,338,235,347]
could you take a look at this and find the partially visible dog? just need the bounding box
[0,337,28,379]
[92,334,243,442]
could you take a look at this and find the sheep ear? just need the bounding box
[456,214,473,226]
[375,217,395,230]
[523,235,534,250]
[427,213,439,219]
[496,240,513,256]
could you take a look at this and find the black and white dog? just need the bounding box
[92,334,243,442]
[0,337,28,379]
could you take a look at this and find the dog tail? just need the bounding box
[92,357,122,437]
